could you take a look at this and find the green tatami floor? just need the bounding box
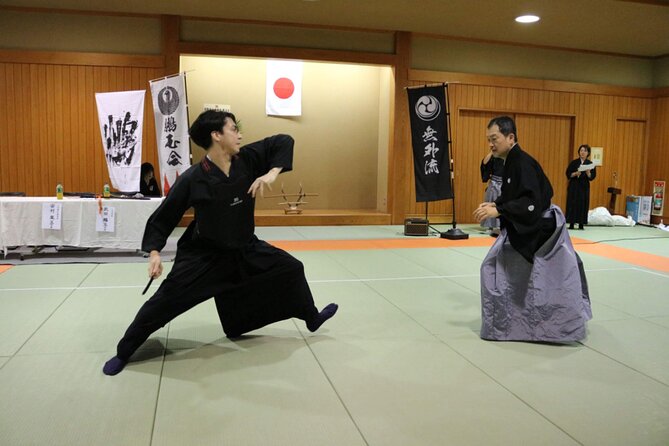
[0,224,668,445]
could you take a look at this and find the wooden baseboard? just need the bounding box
[179,209,392,227]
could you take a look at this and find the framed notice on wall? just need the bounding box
[591,147,603,166]
[652,180,665,216]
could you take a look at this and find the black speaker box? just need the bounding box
[404,218,429,236]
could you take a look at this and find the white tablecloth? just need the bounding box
[0,197,164,253]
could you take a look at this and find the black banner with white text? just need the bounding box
[407,86,453,202]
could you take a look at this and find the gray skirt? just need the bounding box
[480,205,592,342]
[481,176,502,229]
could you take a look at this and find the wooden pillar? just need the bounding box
[161,15,180,76]
[388,31,412,225]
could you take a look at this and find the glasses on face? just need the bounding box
[219,124,240,134]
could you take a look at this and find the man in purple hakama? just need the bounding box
[473,116,592,342]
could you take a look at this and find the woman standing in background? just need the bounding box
[565,144,596,230]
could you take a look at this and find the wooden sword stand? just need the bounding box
[265,183,318,214]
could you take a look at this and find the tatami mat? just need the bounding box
[0,224,668,445]
[438,332,669,446]
[0,352,163,445]
[0,289,72,356]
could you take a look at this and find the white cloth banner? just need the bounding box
[95,90,145,193]
[266,60,303,116]
[150,74,191,195]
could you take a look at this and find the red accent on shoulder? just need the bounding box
[201,156,211,172]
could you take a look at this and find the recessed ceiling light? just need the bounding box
[515,15,540,23]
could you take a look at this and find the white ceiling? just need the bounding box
[2,0,669,57]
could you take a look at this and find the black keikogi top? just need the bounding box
[494,144,554,262]
[480,156,504,182]
[140,177,161,197]
[142,134,294,252]
[565,158,596,225]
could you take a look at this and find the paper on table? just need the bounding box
[41,203,62,230]
[577,163,596,172]
[96,206,116,232]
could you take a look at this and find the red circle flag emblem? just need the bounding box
[273,77,295,99]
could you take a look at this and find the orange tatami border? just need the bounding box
[0,237,665,274]
[0,265,13,274]
[571,237,669,274]
[270,237,495,252]
[270,236,669,274]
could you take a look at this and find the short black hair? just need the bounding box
[487,116,518,143]
[189,110,237,150]
[140,162,154,176]
[578,144,591,157]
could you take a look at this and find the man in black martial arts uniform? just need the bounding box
[473,116,555,262]
[473,116,591,342]
[103,110,338,375]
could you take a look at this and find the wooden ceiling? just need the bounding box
[2,0,669,57]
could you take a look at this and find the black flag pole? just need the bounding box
[440,84,469,240]
[183,72,193,163]
[406,83,450,236]
[405,83,467,239]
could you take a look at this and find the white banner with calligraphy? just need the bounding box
[95,90,145,193]
[150,74,191,195]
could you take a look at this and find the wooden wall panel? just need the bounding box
[612,119,647,215]
[402,71,655,224]
[449,109,499,224]
[648,96,669,220]
[0,61,164,196]
[516,114,573,212]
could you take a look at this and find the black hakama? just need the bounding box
[565,158,596,227]
[114,134,321,361]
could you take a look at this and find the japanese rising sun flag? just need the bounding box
[266,60,303,116]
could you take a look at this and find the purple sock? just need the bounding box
[307,303,339,332]
[103,356,127,376]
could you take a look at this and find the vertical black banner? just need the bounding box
[407,86,453,202]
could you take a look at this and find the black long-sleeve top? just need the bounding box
[140,177,161,197]
[565,158,596,186]
[141,134,294,252]
[480,156,504,182]
[494,144,554,258]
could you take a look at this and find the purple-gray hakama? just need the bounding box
[480,205,592,342]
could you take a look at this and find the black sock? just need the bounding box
[103,356,128,376]
[307,303,339,332]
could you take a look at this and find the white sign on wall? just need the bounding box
[203,104,231,112]
[591,147,604,166]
